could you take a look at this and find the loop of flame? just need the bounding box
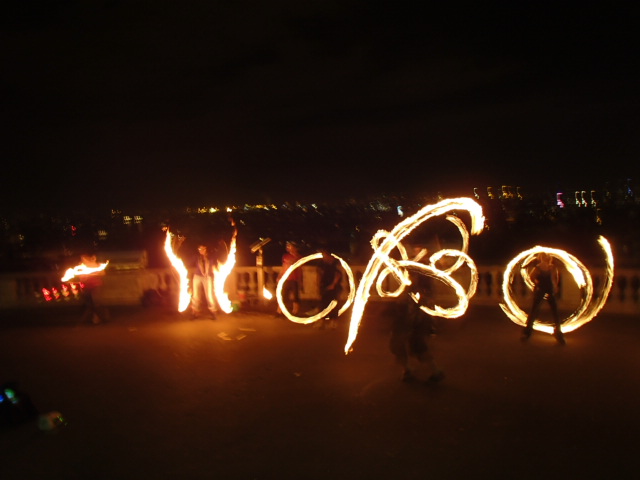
[344,197,485,354]
[276,253,356,325]
[500,236,614,334]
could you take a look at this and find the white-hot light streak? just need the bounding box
[61,261,109,282]
[381,257,477,318]
[263,287,273,300]
[276,253,355,325]
[164,230,191,312]
[345,197,485,354]
[214,228,238,314]
[500,236,614,334]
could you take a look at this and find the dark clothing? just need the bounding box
[318,256,342,320]
[81,272,103,291]
[526,288,560,328]
[319,257,341,290]
[388,285,443,382]
[389,292,435,362]
[194,253,215,278]
[79,273,108,324]
[281,252,302,282]
[523,262,564,343]
[532,267,556,296]
[191,252,218,315]
[277,250,302,314]
[282,278,300,304]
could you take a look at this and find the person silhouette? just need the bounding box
[191,244,219,319]
[521,252,566,345]
[389,270,444,383]
[275,241,302,317]
[78,252,109,325]
[316,246,343,330]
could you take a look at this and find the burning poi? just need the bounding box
[213,221,238,314]
[344,197,485,354]
[500,236,614,335]
[164,221,239,314]
[61,260,109,282]
[164,229,191,312]
[275,252,356,324]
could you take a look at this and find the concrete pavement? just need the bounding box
[1,303,639,479]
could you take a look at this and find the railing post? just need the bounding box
[256,248,265,306]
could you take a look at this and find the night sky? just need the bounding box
[2,1,638,211]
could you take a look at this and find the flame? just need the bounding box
[344,197,485,354]
[276,252,356,325]
[500,236,614,334]
[61,261,109,282]
[213,227,238,314]
[164,230,191,312]
[263,287,273,300]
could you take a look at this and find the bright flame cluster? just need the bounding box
[500,236,614,334]
[164,226,239,314]
[55,260,109,304]
[345,197,485,354]
[61,261,109,282]
[214,228,238,314]
[164,230,191,312]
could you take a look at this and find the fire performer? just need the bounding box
[77,252,109,325]
[275,241,302,317]
[389,270,444,383]
[191,244,219,319]
[521,252,566,345]
[316,246,343,330]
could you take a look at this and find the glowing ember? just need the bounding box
[213,224,238,314]
[276,252,356,325]
[500,236,614,334]
[345,197,485,354]
[61,261,109,282]
[164,229,191,312]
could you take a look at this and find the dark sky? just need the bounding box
[2,1,638,211]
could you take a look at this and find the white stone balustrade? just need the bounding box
[0,265,638,316]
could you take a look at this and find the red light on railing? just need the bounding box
[42,288,53,302]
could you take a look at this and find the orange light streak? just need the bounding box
[164,230,191,312]
[61,261,109,282]
[500,236,614,334]
[276,252,356,325]
[214,226,238,314]
[345,197,485,354]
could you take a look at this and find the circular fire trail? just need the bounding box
[500,236,614,334]
[276,253,356,325]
